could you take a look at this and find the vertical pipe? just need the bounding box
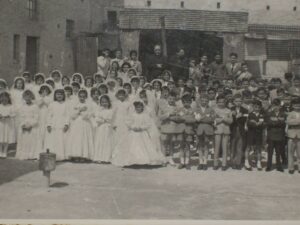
[160,16,168,57]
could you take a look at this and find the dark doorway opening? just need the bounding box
[26,36,39,75]
[139,29,223,64]
[75,36,98,76]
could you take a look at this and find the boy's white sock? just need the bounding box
[3,147,7,158]
[0,146,3,157]
[257,161,262,169]
[168,157,175,165]
[245,160,250,168]
[180,157,185,165]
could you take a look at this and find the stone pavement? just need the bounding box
[0,159,299,220]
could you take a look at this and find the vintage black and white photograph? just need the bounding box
[0,0,300,223]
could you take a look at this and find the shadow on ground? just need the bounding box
[50,182,69,188]
[0,158,39,186]
[0,146,65,186]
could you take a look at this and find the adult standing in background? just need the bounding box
[145,45,167,81]
[198,54,210,73]
[129,50,143,76]
[210,54,225,78]
[97,49,111,78]
[225,52,242,78]
[111,49,128,68]
[168,48,189,82]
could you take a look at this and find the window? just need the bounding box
[267,40,300,61]
[27,0,38,20]
[13,34,20,62]
[266,5,270,10]
[107,11,117,30]
[147,0,151,7]
[180,1,184,8]
[289,40,300,58]
[217,2,221,9]
[267,40,290,61]
[66,19,75,38]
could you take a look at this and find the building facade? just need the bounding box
[0,0,125,84]
[118,0,300,77]
[1,0,300,83]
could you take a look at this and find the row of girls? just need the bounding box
[0,70,166,167]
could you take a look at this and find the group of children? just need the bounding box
[1,66,300,174]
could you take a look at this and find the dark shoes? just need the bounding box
[178,164,185,169]
[222,166,228,171]
[178,164,191,170]
[232,165,242,170]
[277,167,284,172]
[289,170,295,174]
[197,165,203,170]
[245,166,252,171]
[197,164,208,170]
[213,166,229,171]
[265,167,272,172]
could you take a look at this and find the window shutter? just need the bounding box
[266,40,290,61]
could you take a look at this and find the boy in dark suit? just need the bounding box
[230,94,249,169]
[265,99,286,172]
[245,99,265,170]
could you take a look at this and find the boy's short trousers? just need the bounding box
[161,133,183,142]
[247,129,263,146]
[288,137,300,141]
[184,133,195,143]
[197,135,213,146]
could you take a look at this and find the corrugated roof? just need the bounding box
[119,8,248,33]
[248,24,300,39]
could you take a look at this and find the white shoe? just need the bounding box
[169,158,176,166]
[244,161,252,170]
[257,161,262,170]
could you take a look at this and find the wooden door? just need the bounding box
[74,36,97,76]
[26,36,39,75]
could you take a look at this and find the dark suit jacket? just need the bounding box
[230,106,248,136]
[225,62,241,78]
[168,55,189,81]
[247,110,265,129]
[266,109,286,141]
[145,54,167,81]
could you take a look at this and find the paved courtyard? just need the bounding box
[0,158,299,220]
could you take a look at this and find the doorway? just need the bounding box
[75,36,98,76]
[166,30,223,62]
[26,36,39,75]
[139,29,223,63]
